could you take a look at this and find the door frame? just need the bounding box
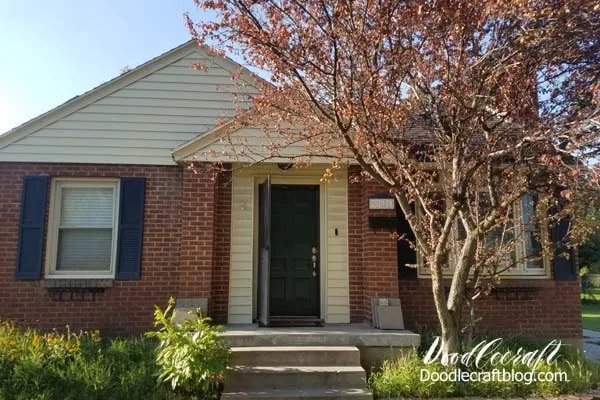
[252,176,328,322]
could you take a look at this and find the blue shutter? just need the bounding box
[16,175,49,280]
[553,217,577,281]
[116,177,145,280]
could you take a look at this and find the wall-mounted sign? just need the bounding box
[368,196,395,210]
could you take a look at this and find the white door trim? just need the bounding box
[227,164,349,324]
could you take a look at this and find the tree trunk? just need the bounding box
[440,315,461,364]
[434,233,478,362]
[430,263,462,364]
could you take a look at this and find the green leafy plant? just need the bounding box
[369,338,600,399]
[146,298,230,398]
[0,320,180,400]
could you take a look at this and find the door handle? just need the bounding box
[312,246,318,277]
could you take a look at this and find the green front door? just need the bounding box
[269,185,320,317]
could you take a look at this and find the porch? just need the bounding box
[221,323,420,370]
[222,323,420,347]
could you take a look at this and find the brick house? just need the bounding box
[0,41,582,339]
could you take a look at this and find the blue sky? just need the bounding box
[0,0,208,134]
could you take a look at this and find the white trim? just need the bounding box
[45,178,120,279]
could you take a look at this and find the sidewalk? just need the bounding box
[583,329,600,362]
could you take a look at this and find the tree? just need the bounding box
[579,209,600,271]
[186,0,600,361]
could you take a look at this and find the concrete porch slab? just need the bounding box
[221,323,420,348]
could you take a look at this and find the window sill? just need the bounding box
[495,279,556,288]
[416,278,556,289]
[41,279,113,289]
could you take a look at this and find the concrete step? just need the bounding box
[221,326,420,348]
[221,387,373,399]
[225,365,367,391]
[231,346,360,366]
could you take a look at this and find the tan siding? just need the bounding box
[228,171,255,324]
[154,65,235,76]
[0,153,170,165]
[105,89,244,101]
[32,129,197,141]
[6,144,175,156]
[324,167,350,323]
[15,137,183,149]
[49,120,206,133]
[80,104,238,118]
[0,48,257,165]
[126,81,241,92]
[227,164,350,324]
[143,73,238,85]
[95,97,240,110]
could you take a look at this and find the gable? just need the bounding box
[0,42,258,165]
[172,119,350,164]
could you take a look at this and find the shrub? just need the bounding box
[368,350,454,398]
[0,321,180,400]
[146,298,230,398]
[369,337,600,399]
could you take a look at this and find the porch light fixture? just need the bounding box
[277,162,294,171]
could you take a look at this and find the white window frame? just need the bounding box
[416,198,550,279]
[512,195,550,276]
[45,178,120,279]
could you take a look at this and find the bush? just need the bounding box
[369,337,600,399]
[0,321,180,400]
[146,298,230,398]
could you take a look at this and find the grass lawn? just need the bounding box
[582,302,600,331]
[582,289,600,331]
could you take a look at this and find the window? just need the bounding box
[46,179,119,278]
[416,194,549,278]
[518,194,544,271]
[483,205,517,272]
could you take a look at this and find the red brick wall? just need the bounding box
[0,163,183,333]
[0,162,234,334]
[179,164,216,299]
[348,166,400,322]
[347,166,583,339]
[348,170,365,322]
[211,166,232,323]
[399,280,582,339]
[0,160,582,339]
